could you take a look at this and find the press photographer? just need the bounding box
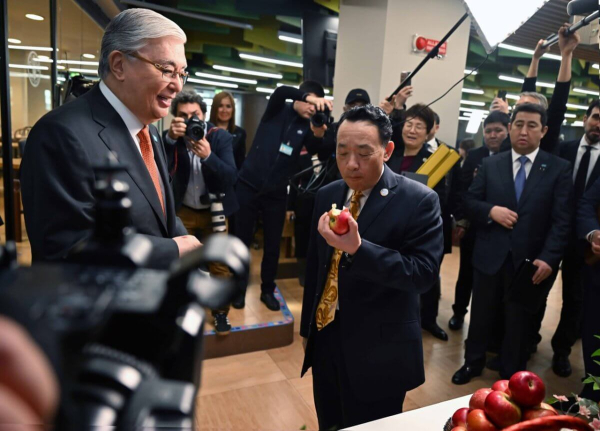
[163,90,239,335]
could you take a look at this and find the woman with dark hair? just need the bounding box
[387,103,451,342]
[209,91,247,170]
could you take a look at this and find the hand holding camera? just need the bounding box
[168,117,187,140]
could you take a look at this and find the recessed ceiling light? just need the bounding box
[213,64,282,79]
[256,87,275,94]
[239,53,302,68]
[462,88,484,95]
[498,43,561,61]
[278,31,302,45]
[460,99,486,106]
[573,87,599,96]
[566,103,589,110]
[82,53,95,59]
[564,113,577,118]
[68,68,98,75]
[593,64,599,70]
[9,63,48,70]
[464,69,478,75]
[26,14,44,21]
[7,38,21,44]
[194,72,256,84]
[9,45,56,52]
[187,77,238,88]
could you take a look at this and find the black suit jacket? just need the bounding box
[464,150,573,275]
[300,166,443,401]
[577,176,600,284]
[559,138,600,194]
[21,84,187,269]
[455,145,493,222]
[162,124,239,217]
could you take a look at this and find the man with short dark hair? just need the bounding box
[449,111,510,330]
[426,112,442,152]
[234,81,331,310]
[452,103,573,384]
[163,90,238,335]
[301,104,443,428]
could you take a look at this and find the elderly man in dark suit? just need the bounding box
[576,176,600,402]
[452,103,573,384]
[300,105,443,429]
[21,9,199,269]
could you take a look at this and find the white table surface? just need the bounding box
[345,394,471,430]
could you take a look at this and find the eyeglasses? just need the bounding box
[127,52,189,85]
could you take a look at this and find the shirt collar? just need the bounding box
[99,80,144,137]
[512,146,540,165]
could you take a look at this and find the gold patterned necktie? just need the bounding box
[315,190,363,330]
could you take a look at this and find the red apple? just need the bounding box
[452,407,470,428]
[522,402,558,421]
[466,409,499,431]
[452,428,467,431]
[491,379,511,396]
[328,204,351,235]
[484,390,522,428]
[508,371,546,407]
[469,388,493,410]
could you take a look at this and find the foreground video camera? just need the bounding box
[0,155,250,430]
[185,114,208,141]
[311,107,333,128]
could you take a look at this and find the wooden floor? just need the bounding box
[0,215,586,431]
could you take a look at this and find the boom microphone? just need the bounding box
[567,0,598,16]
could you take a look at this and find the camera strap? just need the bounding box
[170,127,220,177]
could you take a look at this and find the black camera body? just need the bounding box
[185,115,207,141]
[311,107,333,128]
[0,156,250,430]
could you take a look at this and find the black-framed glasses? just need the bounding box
[127,52,188,85]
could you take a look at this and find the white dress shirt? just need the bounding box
[573,135,600,186]
[426,138,438,152]
[511,147,540,180]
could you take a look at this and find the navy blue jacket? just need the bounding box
[300,166,443,401]
[577,176,600,281]
[162,123,238,217]
[464,149,573,275]
[559,138,600,194]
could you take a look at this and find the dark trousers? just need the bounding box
[420,256,443,326]
[465,258,551,378]
[234,182,287,294]
[581,266,600,402]
[312,313,406,430]
[452,231,475,317]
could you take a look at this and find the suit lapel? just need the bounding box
[89,86,168,233]
[498,152,518,210]
[357,165,398,237]
[587,150,600,191]
[518,151,548,209]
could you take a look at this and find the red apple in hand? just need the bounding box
[328,204,351,235]
[469,388,493,410]
[522,402,558,421]
[508,371,545,407]
[484,390,522,428]
[466,409,499,431]
[452,407,470,428]
[491,380,511,396]
[452,427,467,431]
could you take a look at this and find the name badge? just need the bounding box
[279,142,293,156]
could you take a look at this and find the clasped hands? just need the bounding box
[318,212,362,256]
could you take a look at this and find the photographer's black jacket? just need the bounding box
[162,122,239,217]
[238,86,322,194]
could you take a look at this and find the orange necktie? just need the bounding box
[315,190,363,330]
[137,126,165,215]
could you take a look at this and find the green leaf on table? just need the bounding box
[592,349,600,357]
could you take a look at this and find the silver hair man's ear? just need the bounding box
[98,8,186,79]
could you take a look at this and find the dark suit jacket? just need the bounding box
[464,150,573,275]
[162,123,239,217]
[577,176,600,284]
[21,84,187,269]
[455,145,493,222]
[559,138,600,193]
[300,166,443,401]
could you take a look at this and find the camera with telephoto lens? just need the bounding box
[311,107,333,128]
[185,114,207,141]
[209,193,227,233]
[0,154,250,431]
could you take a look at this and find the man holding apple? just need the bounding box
[453,103,573,385]
[300,104,443,429]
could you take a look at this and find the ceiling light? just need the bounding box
[571,121,584,127]
[83,53,95,59]
[68,68,98,75]
[57,65,65,69]
[9,63,48,70]
[498,74,524,84]
[564,113,577,118]
[466,110,485,133]
[194,72,256,84]
[461,99,486,106]
[187,78,238,88]
[7,38,21,44]
[498,43,561,61]
[325,95,334,101]
[26,14,44,21]
[276,82,299,89]
[256,87,275,94]
[9,71,50,79]
[9,45,56,52]
[592,64,599,70]
[324,89,330,94]
[239,53,302,68]
[278,31,302,44]
[535,81,555,88]
[460,107,489,114]
[459,116,471,121]
[213,64,282,79]
[505,93,520,100]
[34,58,99,66]
[566,103,589,110]
[573,87,599,96]
[462,88,484,95]
[464,69,478,75]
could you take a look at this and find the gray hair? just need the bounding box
[519,91,548,110]
[98,8,186,79]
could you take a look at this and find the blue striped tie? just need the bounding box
[514,156,528,202]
